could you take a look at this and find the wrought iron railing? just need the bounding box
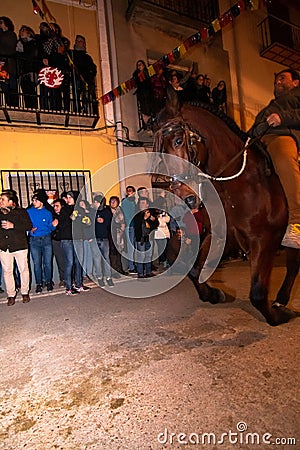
[0,54,99,118]
[0,170,92,208]
[127,0,219,25]
[258,15,300,53]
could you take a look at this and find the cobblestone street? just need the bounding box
[0,253,299,449]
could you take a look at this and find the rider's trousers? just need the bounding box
[262,134,300,224]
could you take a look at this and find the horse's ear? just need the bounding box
[156,86,180,126]
[165,85,180,115]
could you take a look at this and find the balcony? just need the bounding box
[258,15,300,71]
[0,55,99,130]
[126,0,219,39]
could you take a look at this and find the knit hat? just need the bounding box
[32,192,46,204]
[33,188,49,204]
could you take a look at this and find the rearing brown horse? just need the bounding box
[153,92,300,326]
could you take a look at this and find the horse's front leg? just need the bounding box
[188,233,226,304]
[272,248,300,308]
[249,242,297,326]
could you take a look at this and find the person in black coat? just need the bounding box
[0,189,32,305]
[16,25,39,109]
[69,35,97,114]
[134,197,158,279]
[91,195,114,287]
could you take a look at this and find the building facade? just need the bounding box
[1,0,300,202]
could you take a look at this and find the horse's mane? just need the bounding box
[183,100,249,143]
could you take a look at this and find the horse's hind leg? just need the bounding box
[249,243,297,326]
[273,248,300,307]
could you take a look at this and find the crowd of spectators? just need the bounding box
[133,58,227,130]
[0,185,205,304]
[0,16,97,113]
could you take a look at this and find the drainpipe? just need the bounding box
[231,18,246,131]
[97,0,126,196]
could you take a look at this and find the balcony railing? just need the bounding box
[0,54,99,129]
[126,0,219,33]
[258,15,300,71]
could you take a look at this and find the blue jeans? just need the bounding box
[136,240,152,276]
[61,239,82,290]
[94,238,112,278]
[156,238,168,263]
[125,226,135,271]
[30,234,53,285]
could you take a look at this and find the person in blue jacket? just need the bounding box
[27,191,57,293]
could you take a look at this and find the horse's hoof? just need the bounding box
[208,288,226,305]
[267,305,297,326]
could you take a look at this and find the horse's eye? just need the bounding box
[174,137,183,147]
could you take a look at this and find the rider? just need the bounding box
[248,68,300,249]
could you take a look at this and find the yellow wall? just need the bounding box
[0,126,119,197]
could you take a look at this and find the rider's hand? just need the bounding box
[266,113,281,127]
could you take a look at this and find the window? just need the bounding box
[0,170,92,208]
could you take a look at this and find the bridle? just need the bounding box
[161,121,205,168]
[157,119,249,184]
[157,120,207,185]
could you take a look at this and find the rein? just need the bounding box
[159,120,250,183]
[199,140,249,182]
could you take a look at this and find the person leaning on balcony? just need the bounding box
[211,80,227,113]
[36,21,63,111]
[132,59,154,130]
[0,189,32,306]
[248,68,300,249]
[16,25,39,109]
[69,35,97,114]
[0,16,18,107]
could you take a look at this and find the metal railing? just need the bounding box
[0,170,92,208]
[127,0,219,25]
[0,54,99,118]
[258,14,300,53]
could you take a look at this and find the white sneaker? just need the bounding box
[281,223,300,248]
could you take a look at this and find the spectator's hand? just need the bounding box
[97,217,104,223]
[1,220,14,229]
[144,210,150,220]
[43,58,48,66]
[267,113,281,127]
[31,227,37,233]
[52,218,58,227]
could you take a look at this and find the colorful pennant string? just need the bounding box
[100,0,263,105]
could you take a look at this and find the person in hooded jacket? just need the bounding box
[57,190,90,295]
[92,194,114,287]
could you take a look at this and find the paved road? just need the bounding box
[0,254,299,449]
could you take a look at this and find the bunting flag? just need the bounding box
[100,0,264,105]
[32,0,56,23]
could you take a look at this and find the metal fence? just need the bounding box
[0,170,92,208]
[258,14,300,53]
[127,0,219,25]
[0,54,98,117]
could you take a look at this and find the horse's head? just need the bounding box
[153,117,208,208]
